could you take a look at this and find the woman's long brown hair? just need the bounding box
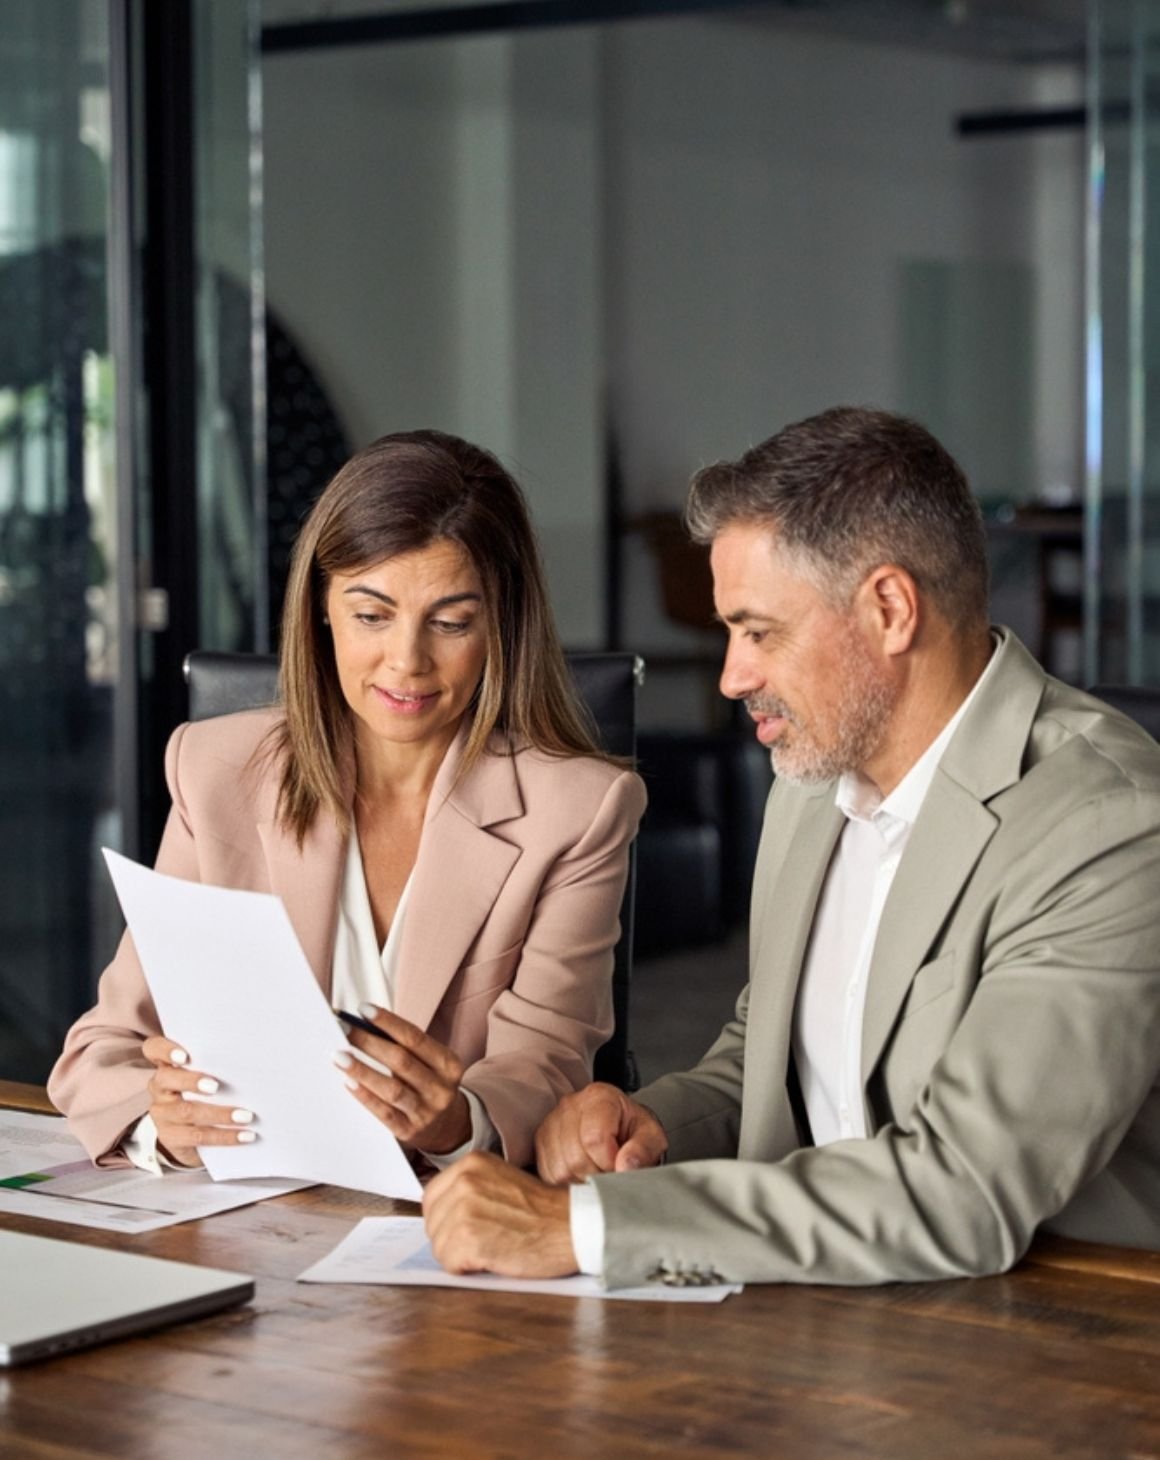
[271,429,615,844]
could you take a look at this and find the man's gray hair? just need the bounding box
[685,406,989,630]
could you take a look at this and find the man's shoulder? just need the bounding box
[986,679,1160,867]
[950,630,1160,813]
[1028,677,1160,794]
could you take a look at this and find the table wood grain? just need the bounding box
[2,1085,1158,1459]
[0,1080,56,1115]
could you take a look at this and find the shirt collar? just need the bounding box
[836,632,1001,834]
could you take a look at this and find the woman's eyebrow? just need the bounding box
[429,593,482,611]
[340,586,482,610]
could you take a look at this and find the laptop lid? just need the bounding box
[0,1229,254,1366]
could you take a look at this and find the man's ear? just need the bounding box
[855,564,919,657]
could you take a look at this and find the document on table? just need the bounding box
[0,1110,305,1233]
[103,849,422,1201]
[298,1217,743,1303]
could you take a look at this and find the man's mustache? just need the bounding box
[745,695,795,722]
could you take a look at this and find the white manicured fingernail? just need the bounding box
[170,1049,188,1066]
[334,1051,353,1070]
[236,1130,257,1144]
[230,1108,254,1125]
[197,1077,219,1094]
[344,1077,360,1092]
[358,1001,380,1020]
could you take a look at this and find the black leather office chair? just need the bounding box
[1088,685,1160,741]
[184,649,644,1090]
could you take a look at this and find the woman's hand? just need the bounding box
[141,1036,257,1167]
[335,1006,472,1155]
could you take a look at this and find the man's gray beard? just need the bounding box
[752,630,899,786]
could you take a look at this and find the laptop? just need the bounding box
[0,1229,254,1366]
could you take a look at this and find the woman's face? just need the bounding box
[325,539,488,761]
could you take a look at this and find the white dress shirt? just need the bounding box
[792,652,995,1145]
[125,833,496,1173]
[571,642,999,1274]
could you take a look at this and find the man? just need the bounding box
[423,406,1160,1288]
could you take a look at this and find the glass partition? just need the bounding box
[193,0,268,654]
[1085,0,1160,685]
[0,0,267,1083]
[0,0,121,1078]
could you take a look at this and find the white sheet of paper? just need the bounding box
[0,1109,82,1179]
[0,1110,306,1233]
[298,1217,742,1302]
[103,849,422,1201]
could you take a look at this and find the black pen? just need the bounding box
[334,1008,396,1044]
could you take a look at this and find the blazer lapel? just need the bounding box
[392,734,524,1031]
[742,787,845,1161]
[859,776,996,1083]
[859,627,1047,1093]
[257,810,346,996]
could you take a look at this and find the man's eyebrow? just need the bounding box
[341,586,483,611]
[716,608,777,627]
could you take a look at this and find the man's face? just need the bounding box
[710,521,899,785]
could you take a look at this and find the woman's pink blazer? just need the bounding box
[49,708,646,1169]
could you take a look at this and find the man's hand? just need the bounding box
[423,1153,577,1278]
[535,1082,667,1185]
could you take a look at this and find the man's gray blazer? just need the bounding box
[594,630,1160,1287]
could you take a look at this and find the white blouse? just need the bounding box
[331,831,413,1016]
[330,834,496,1167]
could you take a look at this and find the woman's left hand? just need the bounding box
[335,1006,472,1154]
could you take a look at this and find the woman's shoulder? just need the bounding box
[499,741,647,820]
[167,705,286,793]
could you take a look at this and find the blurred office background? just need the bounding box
[1,0,1156,1083]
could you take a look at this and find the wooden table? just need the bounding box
[2,1085,1158,1459]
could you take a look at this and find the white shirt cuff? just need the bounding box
[569,1179,606,1276]
[421,1087,499,1170]
[121,1113,197,1174]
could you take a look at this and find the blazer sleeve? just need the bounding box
[591,785,1160,1288]
[47,723,200,1164]
[629,985,749,1163]
[461,769,646,1168]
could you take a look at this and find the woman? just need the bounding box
[49,430,645,1173]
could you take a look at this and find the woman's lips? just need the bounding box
[373,686,438,715]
